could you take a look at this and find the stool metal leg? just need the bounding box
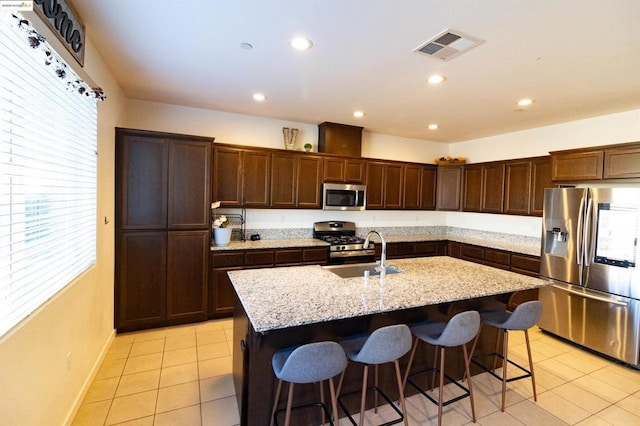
[501,330,509,412]
[320,380,326,426]
[402,336,420,388]
[374,364,379,413]
[329,377,339,426]
[437,346,445,426]
[462,343,476,422]
[285,382,295,426]
[270,379,283,426]
[394,359,409,426]
[524,329,537,402]
[360,365,369,426]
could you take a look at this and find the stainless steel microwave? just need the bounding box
[322,183,366,211]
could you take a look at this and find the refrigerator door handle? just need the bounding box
[584,198,594,267]
[550,284,629,307]
[576,196,586,266]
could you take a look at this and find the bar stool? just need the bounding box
[337,324,412,426]
[270,341,348,426]
[469,300,543,411]
[403,310,480,426]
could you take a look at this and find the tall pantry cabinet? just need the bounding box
[115,128,213,332]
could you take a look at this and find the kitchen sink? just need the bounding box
[322,263,402,279]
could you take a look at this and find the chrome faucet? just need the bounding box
[363,230,386,271]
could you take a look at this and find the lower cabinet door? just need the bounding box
[116,231,167,330]
[210,267,244,317]
[167,230,209,322]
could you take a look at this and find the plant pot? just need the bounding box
[214,227,232,247]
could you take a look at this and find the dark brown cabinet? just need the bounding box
[551,142,640,182]
[551,149,604,181]
[462,165,483,212]
[243,149,271,207]
[384,163,404,209]
[436,166,463,211]
[210,247,329,318]
[530,156,554,216]
[603,145,640,179]
[296,155,323,208]
[403,164,421,209]
[168,140,212,229]
[420,166,437,210]
[270,152,297,208]
[166,231,209,321]
[115,128,213,332]
[481,163,505,213]
[116,231,167,329]
[504,160,531,215]
[365,161,385,209]
[270,151,322,208]
[323,157,365,183]
[117,135,168,230]
[213,146,242,207]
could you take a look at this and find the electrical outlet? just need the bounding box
[66,352,72,372]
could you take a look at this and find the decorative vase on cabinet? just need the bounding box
[214,227,232,247]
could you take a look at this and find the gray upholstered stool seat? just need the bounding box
[337,324,412,426]
[469,300,543,412]
[270,341,348,426]
[403,310,481,426]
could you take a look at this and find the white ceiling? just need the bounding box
[73,0,640,142]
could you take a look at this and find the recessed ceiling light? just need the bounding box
[428,124,439,130]
[290,37,313,50]
[427,74,446,84]
[240,43,253,50]
[252,93,266,101]
[517,98,534,107]
[353,111,365,118]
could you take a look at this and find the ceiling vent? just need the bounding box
[414,29,484,61]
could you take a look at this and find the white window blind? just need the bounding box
[0,16,97,338]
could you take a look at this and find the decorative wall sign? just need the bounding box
[32,0,85,66]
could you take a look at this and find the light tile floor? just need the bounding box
[72,319,640,425]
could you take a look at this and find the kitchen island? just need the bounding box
[229,256,546,425]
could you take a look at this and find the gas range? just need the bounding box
[313,221,375,263]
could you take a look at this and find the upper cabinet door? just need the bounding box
[271,152,297,208]
[384,163,404,209]
[403,164,421,210]
[420,166,437,210]
[481,163,505,213]
[366,161,385,209]
[436,166,463,211]
[323,157,346,182]
[462,165,483,212]
[213,146,242,207]
[297,155,323,208]
[243,150,271,207]
[603,145,640,179]
[551,150,603,181]
[344,158,365,183]
[168,140,212,229]
[504,160,531,215]
[117,133,168,230]
[530,156,553,216]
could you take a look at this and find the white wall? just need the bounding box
[445,109,640,235]
[0,32,126,425]
[450,109,640,163]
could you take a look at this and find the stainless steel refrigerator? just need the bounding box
[539,187,640,367]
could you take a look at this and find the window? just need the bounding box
[0,15,97,338]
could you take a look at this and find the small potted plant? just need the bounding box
[304,143,313,152]
[212,202,232,246]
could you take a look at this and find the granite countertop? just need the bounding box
[211,234,540,256]
[211,238,329,251]
[228,256,547,333]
